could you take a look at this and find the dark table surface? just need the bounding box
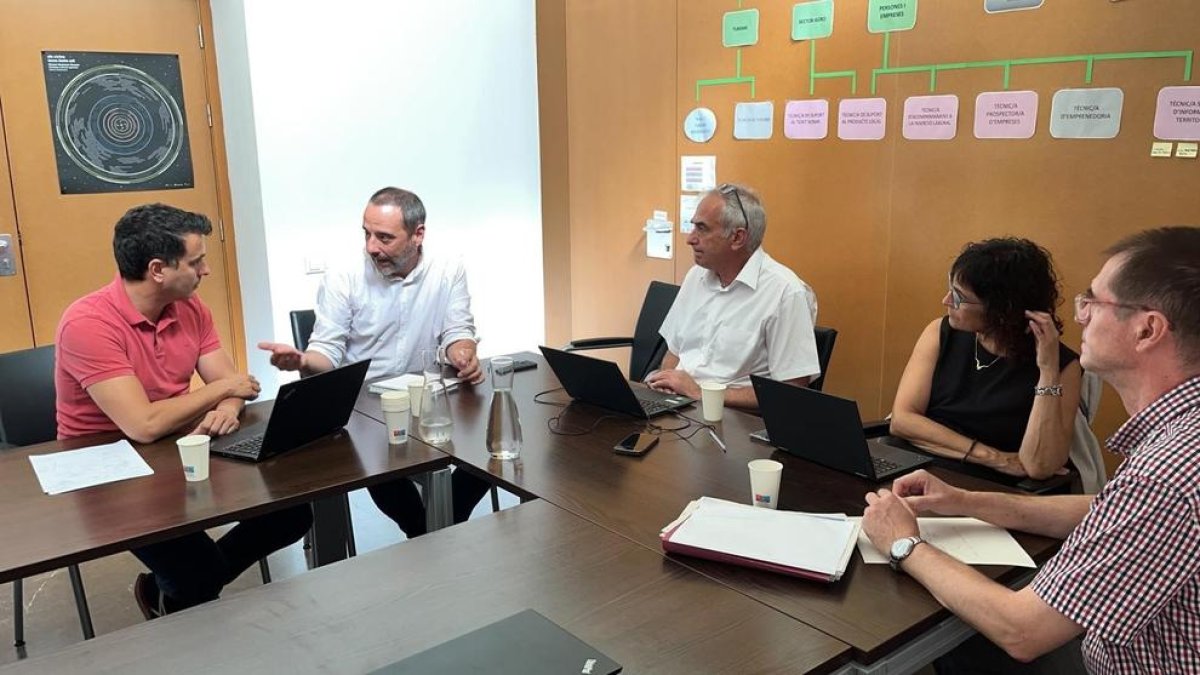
[0,500,853,675]
[357,353,1062,663]
[0,402,449,584]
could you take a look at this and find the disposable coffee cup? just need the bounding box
[748,459,783,509]
[407,377,425,417]
[177,434,211,482]
[380,391,411,445]
[700,381,727,422]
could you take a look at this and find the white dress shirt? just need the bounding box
[659,248,819,388]
[307,250,477,381]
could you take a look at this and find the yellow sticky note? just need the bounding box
[1176,143,1198,159]
[1151,142,1173,158]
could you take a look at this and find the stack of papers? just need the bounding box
[28,440,154,495]
[368,373,461,395]
[660,497,861,582]
[851,517,1036,568]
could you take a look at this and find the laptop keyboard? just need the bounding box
[638,399,672,415]
[872,456,901,475]
[219,435,264,460]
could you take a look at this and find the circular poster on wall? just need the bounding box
[683,107,718,143]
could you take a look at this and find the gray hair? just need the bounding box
[1105,226,1200,367]
[368,187,426,234]
[704,183,766,252]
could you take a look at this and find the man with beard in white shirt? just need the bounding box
[259,187,491,536]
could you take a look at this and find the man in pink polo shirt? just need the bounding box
[56,203,311,619]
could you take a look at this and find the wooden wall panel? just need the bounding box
[677,0,895,414]
[544,1,1199,472]
[538,0,678,363]
[879,2,1200,461]
[537,0,573,348]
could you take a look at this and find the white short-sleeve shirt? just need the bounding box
[306,250,477,381]
[658,248,819,388]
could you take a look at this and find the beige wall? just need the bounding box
[539,0,1200,472]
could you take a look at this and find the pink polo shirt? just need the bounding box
[55,276,222,439]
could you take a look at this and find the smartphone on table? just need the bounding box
[614,432,658,456]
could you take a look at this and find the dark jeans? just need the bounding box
[934,633,1087,674]
[130,504,313,613]
[366,468,494,537]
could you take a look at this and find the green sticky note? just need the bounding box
[792,1,834,41]
[868,0,918,33]
[723,9,759,47]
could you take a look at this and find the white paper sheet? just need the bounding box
[680,155,716,192]
[28,440,154,495]
[679,194,701,233]
[368,373,461,395]
[644,219,673,259]
[668,497,859,577]
[852,517,1037,568]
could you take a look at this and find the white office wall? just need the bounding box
[211,1,544,394]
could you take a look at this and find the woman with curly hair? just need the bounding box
[889,238,1081,479]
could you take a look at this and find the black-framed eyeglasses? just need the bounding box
[718,183,749,232]
[1073,292,1153,323]
[947,275,982,310]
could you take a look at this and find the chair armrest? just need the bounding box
[563,337,635,351]
[862,419,891,438]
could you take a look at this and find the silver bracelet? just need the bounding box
[1034,384,1063,397]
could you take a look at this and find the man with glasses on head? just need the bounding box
[646,183,819,409]
[863,227,1200,673]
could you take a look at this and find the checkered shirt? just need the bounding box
[1032,375,1200,674]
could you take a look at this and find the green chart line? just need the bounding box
[694,0,755,102]
[696,47,756,101]
[809,39,858,95]
[870,43,1193,95]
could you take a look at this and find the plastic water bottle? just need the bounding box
[486,356,523,460]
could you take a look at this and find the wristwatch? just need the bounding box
[888,535,925,571]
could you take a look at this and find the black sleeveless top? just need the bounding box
[926,317,1079,453]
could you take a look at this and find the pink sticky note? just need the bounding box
[837,98,887,141]
[784,99,829,140]
[1154,86,1200,141]
[974,91,1038,139]
[902,95,959,140]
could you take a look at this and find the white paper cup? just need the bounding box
[700,381,727,422]
[380,391,411,445]
[748,459,783,509]
[177,434,211,482]
[407,377,425,417]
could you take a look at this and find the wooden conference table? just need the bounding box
[0,402,448,588]
[1,500,853,674]
[357,353,1062,669]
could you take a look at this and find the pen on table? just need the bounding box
[708,428,727,453]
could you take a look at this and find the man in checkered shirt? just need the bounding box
[863,227,1200,673]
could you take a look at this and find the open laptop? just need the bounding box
[210,359,371,462]
[751,375,930,481]
[539,346,693,419]
[370,609,622,675]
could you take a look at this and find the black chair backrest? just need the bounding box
[809,326,838,392]
[629,281,681,382]
[0,345,59,447]
[290,310,316,351]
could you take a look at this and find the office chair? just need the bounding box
[810,326,838,392]
[0,345,94,646]
[563,280,681,382]
[289,309,317,352]
[289,309,358,555]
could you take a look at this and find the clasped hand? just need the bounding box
[862,470,964,555]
